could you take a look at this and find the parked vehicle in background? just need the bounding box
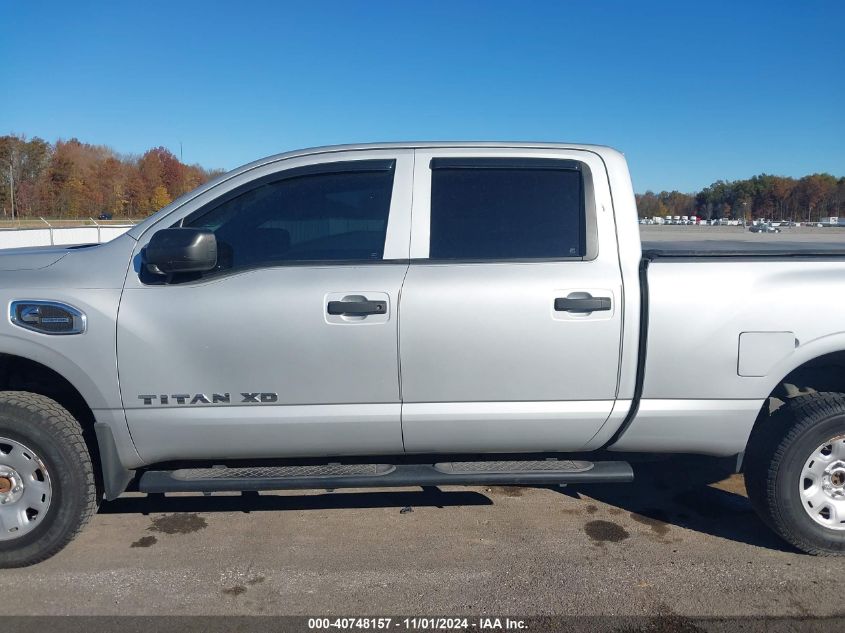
[749,223,781,233]
[97,213,113,220]
[1,142,845,567]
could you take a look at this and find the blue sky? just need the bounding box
[1,1,842,192]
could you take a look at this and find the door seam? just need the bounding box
[397,149,416,453]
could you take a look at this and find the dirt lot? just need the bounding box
[642,224,845,251]
[0,456,843,619]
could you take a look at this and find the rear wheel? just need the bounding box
[0,392,97,567]
[745,392,845,555]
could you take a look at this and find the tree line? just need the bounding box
[2,133,843,223]
[637,173,845,222]
[0,134,223,219]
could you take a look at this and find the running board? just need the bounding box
[138,459,634,493]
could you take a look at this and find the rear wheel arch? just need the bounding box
[761,345,845,404]
[745,390,845,554]
[748,350,845,451]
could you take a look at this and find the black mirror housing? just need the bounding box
[144,228,218,275]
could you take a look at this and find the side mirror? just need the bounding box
[144,228,218,275]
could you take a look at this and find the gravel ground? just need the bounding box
[1,457,843,618]
[641,224,845,251]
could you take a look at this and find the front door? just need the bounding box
[117,151,413,464]
[399,148,624,453]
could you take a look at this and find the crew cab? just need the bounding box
[1,142,844,566]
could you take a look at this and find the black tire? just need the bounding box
[745,392,845,555]
[0,391,97,567]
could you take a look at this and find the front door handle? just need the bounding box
[327,300,387,316]
[554,297,611,313]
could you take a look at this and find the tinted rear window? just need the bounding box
[429,163,584,259]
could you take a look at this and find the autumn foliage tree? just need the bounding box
[637,173,845,222]
[0,135,222,219]
[3,133,842,224]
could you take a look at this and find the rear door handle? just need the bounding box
[327,300,387,316]
[554,297,611,313]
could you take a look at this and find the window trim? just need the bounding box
[178,158,396,228]
[421,156,593,263]
[142,158,400,283]
[135,159,402,286]
[429,157,582,172]
[128,151,415,290]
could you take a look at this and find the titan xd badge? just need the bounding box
[137,393,278,405]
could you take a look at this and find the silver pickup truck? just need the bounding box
[1,142,844,566]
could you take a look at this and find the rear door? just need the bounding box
[118,150,413,464]
[399,148,623,453]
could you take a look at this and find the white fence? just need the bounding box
[0,223,134,249]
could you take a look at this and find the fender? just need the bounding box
[0,338,142,493]
[0,333,113,409]
[762,330,845,396]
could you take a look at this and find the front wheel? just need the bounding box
[0,392,98,567]
[745,392,845,555]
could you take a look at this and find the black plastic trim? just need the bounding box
[644,248,845,261]
[327,300,387,316]
[179,159,396,228]
[136,450,623,471]
[405,254,599,268]
[430,157,581,171]
[604,257,650,449]
[409,256,586,265]
[93,422,136,500]
[554,297,611,312]
[138,461,633,493]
